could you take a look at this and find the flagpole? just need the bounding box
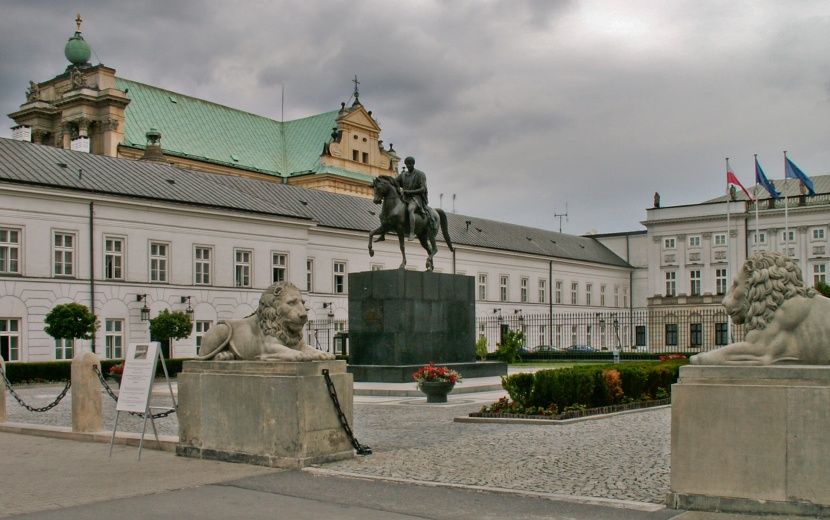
[783,151,789,256]
[753,155,761,254]
[725,157,732,342]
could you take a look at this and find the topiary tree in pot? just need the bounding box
[44,302,100,359]
[148,309,192,358]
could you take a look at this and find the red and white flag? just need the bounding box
[726,159,754,201]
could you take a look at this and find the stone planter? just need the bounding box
[418,381,455,403]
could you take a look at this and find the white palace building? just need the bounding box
[2,20,828,362]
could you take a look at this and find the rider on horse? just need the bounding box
[396,156,436,241]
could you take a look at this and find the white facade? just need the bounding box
[0,167,634,362]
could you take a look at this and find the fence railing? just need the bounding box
[305,319,349,355]
[476,310,746,355]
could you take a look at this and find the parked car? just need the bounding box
[535,345,561,353]
[565,345,596,353]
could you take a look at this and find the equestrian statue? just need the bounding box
[368,156,453,271]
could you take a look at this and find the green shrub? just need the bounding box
[495,330,524,364]
[475,337,488,360]
[498,359,687,412]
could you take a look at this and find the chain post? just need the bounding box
[322,368,371,455]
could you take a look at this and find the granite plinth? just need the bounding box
[176,360,354,469]
[348,270,476,367]
[348,361,507,383]
[668,365,830,516]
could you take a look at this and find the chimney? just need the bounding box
[139,128,168,163]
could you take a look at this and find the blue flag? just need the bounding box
[755,157,780,200]
[785,157,816,197]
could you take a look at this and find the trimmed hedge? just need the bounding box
[501,360,687,410]
[2,358,189,384]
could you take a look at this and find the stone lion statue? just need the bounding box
[197,282,335,362]
[691,251,830,365]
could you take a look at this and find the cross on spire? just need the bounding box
[75,13,83,33]
[352,75,360,96]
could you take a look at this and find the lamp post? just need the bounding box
[137,294,150,321]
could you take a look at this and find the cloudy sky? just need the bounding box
[1,1,828,235]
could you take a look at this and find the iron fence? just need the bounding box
[475,310,746,355]
[305,319,349,355]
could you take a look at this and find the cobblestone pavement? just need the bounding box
[4,382,670,506]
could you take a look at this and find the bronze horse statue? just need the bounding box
[368,175,453,271]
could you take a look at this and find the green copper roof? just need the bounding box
[115,78,338,178]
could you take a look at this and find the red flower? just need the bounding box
[413,362,463,384]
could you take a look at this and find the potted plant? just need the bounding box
[413,362,463,403]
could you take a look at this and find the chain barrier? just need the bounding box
[322,368,371,455]
[92,365,176,420]
[0,364,71,413]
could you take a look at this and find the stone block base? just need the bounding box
[348,361,506,383]
[669,365,830,515]
[177,360,355,469]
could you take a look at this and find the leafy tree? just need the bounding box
[475,337,489,360]
[496,330,525,364]
[148,309,193,342]
[815,281,830,298]
[44,302,99,341]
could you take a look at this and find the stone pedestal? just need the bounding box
[348,270,506,382]
[176,360,355,469]
[71,351,102,433]
[668,365,830,517]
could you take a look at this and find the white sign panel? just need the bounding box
[116,343,159,413]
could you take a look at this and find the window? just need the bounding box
[362,152,369,164]
[716,268,728,295]
[623,287,628,308]
[586,283,592,306]
[306,259,314,292]
[105,319,124,359]
[272,253,287,283]
[665,272,676,296]
[0,318,20,361]
[586,325,592,345]
[194,247,211,285]
[104,237,124,280]
[54,232,74,277]
[539,325,547,346]
[690,270,701,296]
[635,326,646,347]
[600,285,606,306]
[500,276,508,302]
[371,264,383,271]
[571,325,578,345]
[520,277,529,303]
[665,324,678,347]
[352,150,359,161]
[664,238,676,249]
[812,228,826,240]
[195,321,212,349]
[150,242,169,283]
[714,233,727,246]
[753,232,766,244]
[55,338,73,360]
[555,280,562,304]
[555,325,562,347]
[614,286,620,307]
[538,279,547,304]
[571,282,578,305]
[478,274,487,301]
[688,236,701,248]
[334,261,346,294]
[715,322,729,346]
[234,249,251,287]
[690,323,702,347]
[814,264,827,285]
[782,230,795,243]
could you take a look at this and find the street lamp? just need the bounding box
[181,296,194,317]
[323,302,334,318]
[137,294,150,321]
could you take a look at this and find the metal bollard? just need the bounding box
[0,356,6,423]
[71,351,102,432]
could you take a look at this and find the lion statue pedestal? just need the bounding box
[176,359,355,469]
[669,252,830,516]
